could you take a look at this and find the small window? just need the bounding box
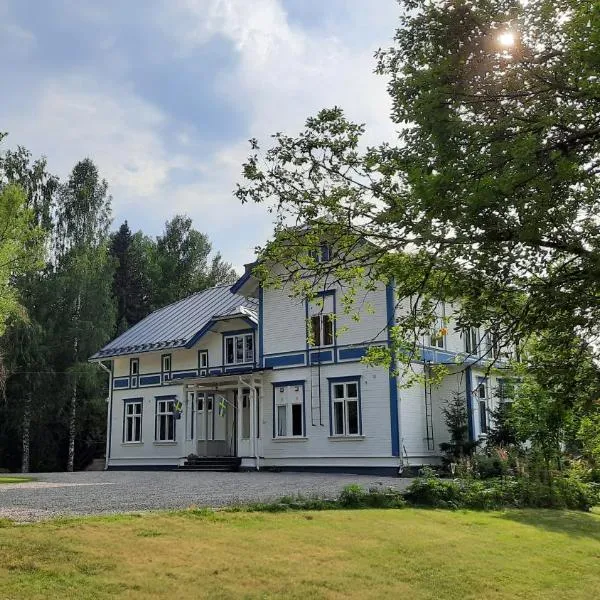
[429,318,446,349]
[124,400,142,443]
[155,398,175,442]
[331,380,361,436]
[130,358,139,376]
[198,350,208,372]
[162,355,171,373]
[197,395,204,412]
[310,243,331,263]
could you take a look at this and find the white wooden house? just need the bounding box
[90,259,510,473]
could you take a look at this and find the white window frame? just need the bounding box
[429,310,447,349]
[330,380,361,437]
[224,332,254,365]
[274,385,304,438]
[309,313,334,348]
[123,400,143,443]
[464,327,479,355]
[155,398,176,442]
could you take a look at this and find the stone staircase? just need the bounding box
[178,456,241,472]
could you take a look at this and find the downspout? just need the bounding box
[97,360,112,471]
[239,375,260,471]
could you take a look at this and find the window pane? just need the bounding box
[292,404,302,436]
[245,335,254,363]
[159,415,166,440]
[277,405,287,437]
[200,352,207,367]
[334,402,344,435]
[334,384,344,399]
[226,338,234,364]
[134,417,141,442]
[479,401,487,433]
[347,400,359,435]
[346,383,358,398]
[126,418,133,442]
[134,403,141,415]
[236,337,244,363]
[311,315,321,346]
[323,314,334,346]
[168,415,175,441]
[478,383,486,399]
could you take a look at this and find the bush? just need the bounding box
[403,472,599,511]
[339,484,406,509]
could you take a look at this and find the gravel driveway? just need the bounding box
[0,471,409,522]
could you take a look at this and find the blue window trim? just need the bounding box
[154,396,177,442]
[327,375,362,437]
[222,329,255,367]
[122,397,143,443]
[271,380,306,438]
[386,280,400,456]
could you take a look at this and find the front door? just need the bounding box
[196,392,231,456]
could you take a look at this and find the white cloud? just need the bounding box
[2,0,399,271]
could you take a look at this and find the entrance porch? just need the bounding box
[175,372,264,465]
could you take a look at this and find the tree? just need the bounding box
[53,159,115,471]
[0,137,57,472]
[110,222,154,334]
[152,215,237,308]
[236,0,600,373]
[439,392,478,464]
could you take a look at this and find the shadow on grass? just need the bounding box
[495,508,600,541]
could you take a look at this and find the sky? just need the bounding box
[1,0,399,271]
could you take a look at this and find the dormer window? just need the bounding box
[309,243,331,263]
[224,332,254,365]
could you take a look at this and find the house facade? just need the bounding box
[90,265,510,473]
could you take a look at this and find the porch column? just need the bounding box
[237,379,243,453]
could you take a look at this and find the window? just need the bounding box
[130,358,139,388]
[155,398,175,442]
[123,400,142,443]
[224,333,254,365]
[198,350,208,375]
[161,354,171,382]
[477,378,488,434]
[310,314,334,347]
[331,380,361,436]
[482,331,500,359]
[242,391,250,439]
[309,243,331,263]
[187,391,196,440]
[464,327,479,355]
[274,383,304,438]
[429,317,446,349]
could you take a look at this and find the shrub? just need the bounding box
[339,484,406,509]
[403,472,599,511]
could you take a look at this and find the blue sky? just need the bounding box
[1,0,398,271]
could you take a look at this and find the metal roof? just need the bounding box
[90,284,258,360]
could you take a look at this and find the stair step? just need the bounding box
[178,457,241,472]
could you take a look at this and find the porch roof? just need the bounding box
[170,369,266,391]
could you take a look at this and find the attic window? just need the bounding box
[309,243,331,264]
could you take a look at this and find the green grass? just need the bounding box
[0,476,34,484]
[0,508,599,599]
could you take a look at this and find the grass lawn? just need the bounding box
[0,508,599,599]
[0,476,34,484]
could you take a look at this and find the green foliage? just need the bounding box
[0,184,45,337]
[578,411,600,476]
[439,392,478,463]
[404,472,598,512]
[152,215,237,308]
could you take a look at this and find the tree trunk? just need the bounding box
[67,381,77,472]
[67,292,81,473]
[21,393,31,474]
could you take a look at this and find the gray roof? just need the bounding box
[90,284,258,360]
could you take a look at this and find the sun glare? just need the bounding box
[498,31,515,47]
